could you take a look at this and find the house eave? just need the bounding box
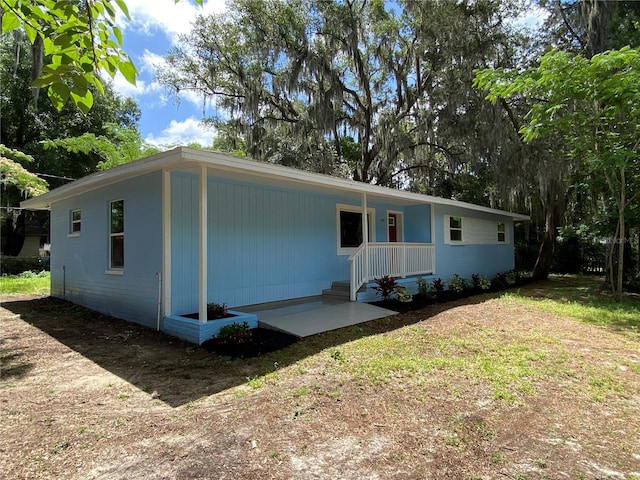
[21,146,530,220]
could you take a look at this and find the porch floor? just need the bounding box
[239,296,398,337]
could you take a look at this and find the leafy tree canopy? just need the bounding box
[158,0,524,189]
[475,46,640,296]
[0,0,202,113]
[0,145,48,197]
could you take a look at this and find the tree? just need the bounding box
[0,0,201,113]
[158,0,522,186]
[0,145,48,256]
[0,34,145,183]
[0,145,48,198]
[476,47,640,298]
[43,123,159,170]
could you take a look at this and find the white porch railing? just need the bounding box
[348,242,435,301]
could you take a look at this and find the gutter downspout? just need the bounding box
[155,272,162,331]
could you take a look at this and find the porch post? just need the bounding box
[162,169,171,318]
[198,165,208,323]
[362,192,369,282]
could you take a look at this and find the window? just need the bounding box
[497,222,506,242]
[449,216,463,242]
[70,209,81,234]
[109,200,124,269]
[336,204,374,255]
[340,211,363,248]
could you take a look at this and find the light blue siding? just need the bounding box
[432,204,515,281]
[49,172,163,327]
[171,172,353,313]
[170,173,438,313]
[405,204,432,243]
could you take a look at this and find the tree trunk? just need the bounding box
[615,212,624,301]
[532,208,556,280]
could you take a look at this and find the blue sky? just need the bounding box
[111,0,547,149]
[112,0,227,148]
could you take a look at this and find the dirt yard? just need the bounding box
[1,277,639,479]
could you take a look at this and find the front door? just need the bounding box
[388,213,398,242]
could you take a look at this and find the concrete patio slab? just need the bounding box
[243,297,398,337]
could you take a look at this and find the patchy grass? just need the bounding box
[0,271,50,295]
[504,275,640,333]
[1,275,639,479]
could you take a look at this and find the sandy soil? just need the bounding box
[1,282,639,479]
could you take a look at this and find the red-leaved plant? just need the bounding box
[373,275,399,300]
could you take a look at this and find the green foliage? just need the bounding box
[0,148,48,196]
[1,0,133,113]
[0,256,48,275]
[0,35,146,187]
[417,276,435,299]
[330,349,345,362]
[215,321,252,346]
[394,286,413,303]
[447,274,467,293]
[476,46,640,298]
[42,123,159,170]
[0,0,201,113]
[159,0,524,185]
[471,273,491,291]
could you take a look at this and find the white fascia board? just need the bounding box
[21,146,530,221]
[181,148,530,220]
[21,148,187,210]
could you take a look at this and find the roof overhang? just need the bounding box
[21,146,530,221]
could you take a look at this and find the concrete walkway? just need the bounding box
[240,297,397,337]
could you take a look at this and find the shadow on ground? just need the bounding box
[0,279,571,408]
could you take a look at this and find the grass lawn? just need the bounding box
[0,271,50,295]
[1,275,639,479]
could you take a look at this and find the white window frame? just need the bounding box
[107,199,124,273]
[336,203,375,256]
[497,222,507,243]
[445,215,464,244]
[68,209,81,237]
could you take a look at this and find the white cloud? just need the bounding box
[513,4,549,32]
[119,0,228,42]
[145,117,216,147]
[109,50,169,101]
[110,48,209,111]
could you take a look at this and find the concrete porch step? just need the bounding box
[322,280,366,301]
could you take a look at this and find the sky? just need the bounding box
[112,0,228,148]
[111,0,547,149]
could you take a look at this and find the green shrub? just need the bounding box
[394,286,413,303]
[0,256,48,275]
[448,274,467,293]
[215,321,252,346]
[471,273,491,291]
[417,276,435,299]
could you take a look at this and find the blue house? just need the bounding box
[22,147,528,344]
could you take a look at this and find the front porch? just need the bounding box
[349,242,436,300]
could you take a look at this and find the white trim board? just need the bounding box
[22,147,530,221]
